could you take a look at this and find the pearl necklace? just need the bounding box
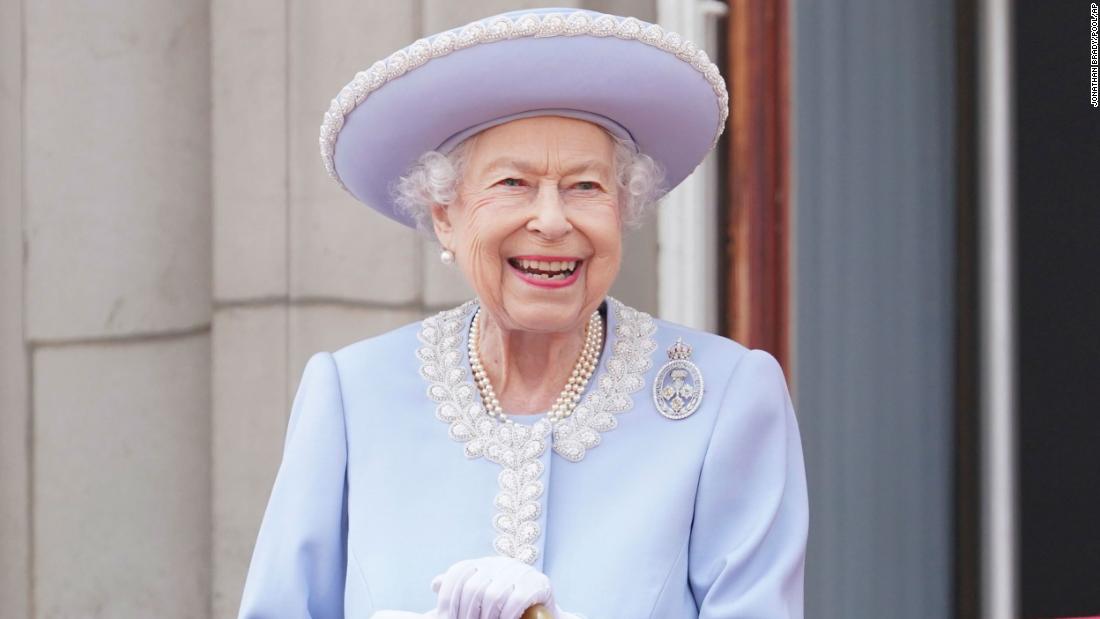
[468,307,604,426]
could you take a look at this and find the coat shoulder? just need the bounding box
[329,316,428,376]
[648,315,753,372]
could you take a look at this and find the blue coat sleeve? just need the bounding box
[239,352,350,619]
[689,349,809,618]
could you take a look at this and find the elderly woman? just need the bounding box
[239,7,807,619]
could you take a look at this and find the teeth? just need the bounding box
[511,258,579,275]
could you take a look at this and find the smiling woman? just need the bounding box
[238,7,808,619]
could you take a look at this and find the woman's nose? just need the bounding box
[526,183,573,239]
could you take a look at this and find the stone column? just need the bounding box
[21,2,213,617]
[0,0,30,616]
[209,2,290,615]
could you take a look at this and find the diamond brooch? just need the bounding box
[652,337,704,420]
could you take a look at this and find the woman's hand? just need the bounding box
[430,556,577,619]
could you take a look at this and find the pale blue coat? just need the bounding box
[238,297,808,618]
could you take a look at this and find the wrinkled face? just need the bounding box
[431,116,623,335]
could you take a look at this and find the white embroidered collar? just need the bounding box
[415,296,657,563]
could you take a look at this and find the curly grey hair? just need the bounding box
[392,128,666,239]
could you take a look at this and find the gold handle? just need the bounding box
[521,603,554,619]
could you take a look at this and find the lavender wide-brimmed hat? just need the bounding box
[319,7,729,228]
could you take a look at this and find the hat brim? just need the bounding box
[323,9,727,228]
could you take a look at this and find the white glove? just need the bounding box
[369,612,431,619]
[430,556,584,619]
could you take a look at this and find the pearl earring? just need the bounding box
[440,249,455,265]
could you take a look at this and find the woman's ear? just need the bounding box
[430,202,454,249]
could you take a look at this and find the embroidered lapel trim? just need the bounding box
[414,296,657,563]
[550,298,658,461]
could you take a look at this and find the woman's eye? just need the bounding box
[497,178,524,187]
[575,181,599,191]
